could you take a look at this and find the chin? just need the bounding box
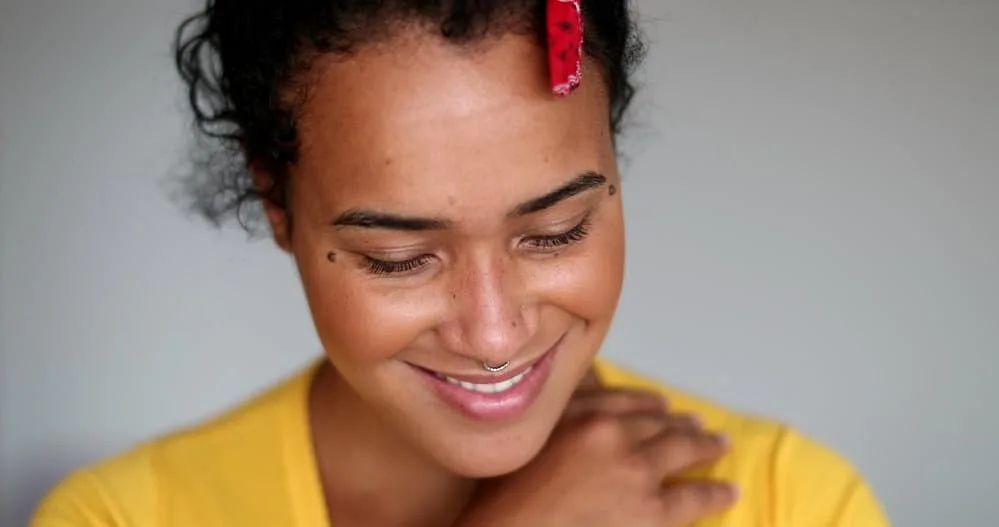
[430,425,556,478]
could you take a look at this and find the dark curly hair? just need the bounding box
[173,0,646,232]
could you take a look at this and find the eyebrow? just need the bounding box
[331,171,607,231]
[509,171,606,217]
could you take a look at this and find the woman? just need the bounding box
[32,0,889,525]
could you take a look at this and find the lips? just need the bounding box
[412,335,564,422]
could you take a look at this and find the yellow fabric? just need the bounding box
[31,359,890,526]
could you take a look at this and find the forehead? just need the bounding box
[293,33,614,220]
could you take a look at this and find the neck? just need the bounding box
[308,361,475,527]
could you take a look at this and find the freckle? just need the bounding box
[384,157,392,166]
[511,320,517,328]
[326,252,337,262]
[608,184,617,196]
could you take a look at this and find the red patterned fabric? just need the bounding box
[546,0,583,97]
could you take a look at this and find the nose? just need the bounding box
[437,252,537,367]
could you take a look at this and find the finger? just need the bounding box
[574,367,602,392]
[659,480,738,527]
[617,411,669,443]
[562,389,667,421]
[663,413,703,432]
[619,412,704,444]
[641,429,729,476]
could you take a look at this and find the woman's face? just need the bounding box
[270,34,625,477]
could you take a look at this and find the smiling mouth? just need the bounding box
[433,366,534,394]
[419,333,565,390]
[410,334,565,421]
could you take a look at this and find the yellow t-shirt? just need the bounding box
[31,359,890,526]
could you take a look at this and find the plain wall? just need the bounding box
[2,0,997,525]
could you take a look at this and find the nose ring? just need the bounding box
[482,361,511,373]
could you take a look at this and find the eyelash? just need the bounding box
[364,254,435,275]
[362,216,593,276]
[522,217,592,250]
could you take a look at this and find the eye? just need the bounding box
[521,216,592,251]
[363,254,435,275]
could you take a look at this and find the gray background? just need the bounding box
[2,0,997,525]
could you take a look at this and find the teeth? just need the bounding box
[437,366,533,394]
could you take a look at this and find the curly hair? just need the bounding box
[173,0,646,232]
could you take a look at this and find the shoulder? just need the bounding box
[30,447,155,526]
[594,358,890,526]
[765,426,889,526]
[30,365,314,527]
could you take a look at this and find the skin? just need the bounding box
[261,32,625,525]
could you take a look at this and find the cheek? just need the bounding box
[533,206,625,328]
[294,248,447,366]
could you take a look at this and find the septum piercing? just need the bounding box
[482,361,511,373]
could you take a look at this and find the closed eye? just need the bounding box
[521,216,591,251]
[363,254,435,275]
[359,215,594,276]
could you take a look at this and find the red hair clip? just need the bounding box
[546,0,583,97]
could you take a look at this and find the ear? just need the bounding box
[251,165,293,253]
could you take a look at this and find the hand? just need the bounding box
[457,385,737,527]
